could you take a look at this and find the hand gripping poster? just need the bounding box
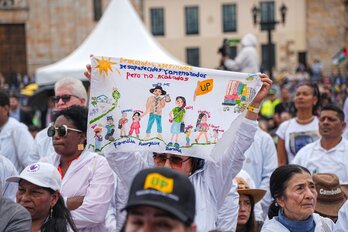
[87,56,262,160]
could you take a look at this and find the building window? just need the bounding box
[222,4,237,33]
[150,8,165,36]
[260,1,275,31]
[261,43,275,72]
[186,48,200,66]
[185,6,199,35]
[93,0,102,21]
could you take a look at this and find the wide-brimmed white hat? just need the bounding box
[7,162,61,191]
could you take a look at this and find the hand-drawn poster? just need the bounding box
[87,56,262,159]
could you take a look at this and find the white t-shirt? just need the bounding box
[292,138,348,184]
[276,117,320,163]
[335,200,348,232]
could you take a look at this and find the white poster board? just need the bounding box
[87,56,262,160]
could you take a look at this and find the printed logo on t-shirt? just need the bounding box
[289,131,320,156]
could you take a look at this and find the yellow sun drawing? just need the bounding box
[95,57,117,77]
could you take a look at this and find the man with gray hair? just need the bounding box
[30,78,88,159]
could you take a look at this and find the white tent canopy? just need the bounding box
[36,0,183,85]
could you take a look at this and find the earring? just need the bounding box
[78,143,85,151]
[50,207,53,219]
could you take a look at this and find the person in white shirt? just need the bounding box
[276,82,321,165]
[105,75,272,232]
[292,104,348,183]
[242,127,277,219]
[0,91,35,171]
[262,164,334,232]
[335,200,348,232]
[217,128,277,227]
[0,155,18,200]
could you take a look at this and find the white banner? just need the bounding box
[87,56,262,159]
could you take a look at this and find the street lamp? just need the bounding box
[252,3,287,79]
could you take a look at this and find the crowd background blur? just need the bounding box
[256,62,348,139]
[0,72,87,134]
[0,72,41,132]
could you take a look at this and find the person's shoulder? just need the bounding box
[261,217,289,231]
[86,150,110,165]
[6,117,24,128]
[313,213,335,230]
[298,141,317,153]
[0,197,31,218]
[276,119,292,135]
[342,137,348,146]
[6,118,33,134]
[0,155,17,173]
[312,116,320,124]
[292,142,317,162]
[278,119,292,129]
[256,127,273,140]
[34,127,50,141]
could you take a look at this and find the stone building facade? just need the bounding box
[0,0,347,83]
[0,0,112,82]
[306,0,348,74]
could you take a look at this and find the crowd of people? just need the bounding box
[1,48,348,232]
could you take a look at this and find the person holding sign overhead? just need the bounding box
[101,73,272,231]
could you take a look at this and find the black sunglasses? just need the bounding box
[153,154,191,168]
[47,125,82,137]
[51,95,79,103]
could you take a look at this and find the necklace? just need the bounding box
[296,116,314,125]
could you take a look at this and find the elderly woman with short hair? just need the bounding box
[262,164,334,232]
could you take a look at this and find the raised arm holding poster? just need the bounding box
[87,56,262,160]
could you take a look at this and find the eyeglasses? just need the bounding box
[153,153,191,168]
[51,95,79,103]
[47,125,82,137]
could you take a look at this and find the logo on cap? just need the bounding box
[28,163,40,172]
[319,188,342,196]
[144,173,173,193]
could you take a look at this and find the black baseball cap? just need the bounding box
[123,167,196,225]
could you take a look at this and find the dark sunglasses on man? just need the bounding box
[47,125,82,137]
[153,153,191,168]
[51,94,79,103]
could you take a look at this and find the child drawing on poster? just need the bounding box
[142,85,171,140]
[185,125,193,146]
[195,112,210,143]
[128,111,141,139]
[105,116,115,141]
[168,96,186,148]
[93,125,103,151]
[118,112,128,137]
[212,129,219,143]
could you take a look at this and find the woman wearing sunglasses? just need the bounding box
[41,105,114,232]
[104,74,272,231]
